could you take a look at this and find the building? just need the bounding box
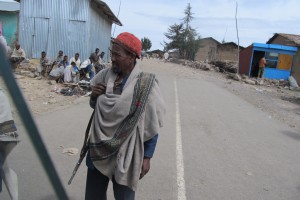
[216,42,244,62]
[195,37,220,62]
[16,0,121,60]
[239,43,298,80]
[0,0,20,46]
[195,38,243,62]
[267,33,300,84]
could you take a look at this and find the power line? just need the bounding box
[112,0,122,37]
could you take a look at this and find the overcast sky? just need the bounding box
[104,0,299,50]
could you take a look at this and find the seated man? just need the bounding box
[10,43,26,65]
[69,53,81,68]
[90,48,100,61]
[64,62,79,83]
[58,55,69,69]
[80,56,95,80]
[35,51,51,77]
[49,50,64,73]
[94,54,106,74]
[49,64,65,83]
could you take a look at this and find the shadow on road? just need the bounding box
[281,130,300,141]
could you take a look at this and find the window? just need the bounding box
[265,52,279,69]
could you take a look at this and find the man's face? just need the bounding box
[111,44,132,74]
[96,49,99,54]
[75,54,79,59]
[42,52,46,58]
[63,56,68,61]
[59,51,63,56]
[16,45,20,50]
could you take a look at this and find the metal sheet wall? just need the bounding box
[88,3,112,62]
[20,0,88,21]
[19,0,112,59]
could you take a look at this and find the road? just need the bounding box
[2,59,300,200]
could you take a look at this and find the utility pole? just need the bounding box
[235,0,240,74]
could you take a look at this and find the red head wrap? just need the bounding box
[113,32,142,59]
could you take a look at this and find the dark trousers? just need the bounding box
[85,167,135,200]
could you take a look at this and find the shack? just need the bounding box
[0,0,19,46]
[267,33,300,84]
[239,43,298,80]
[16,0,121,60]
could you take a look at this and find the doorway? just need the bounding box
[250,50,265,77]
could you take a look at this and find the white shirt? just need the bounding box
[69,57,81,67]
[80,59,92,69]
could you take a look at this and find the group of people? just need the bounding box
[35,48,106,83]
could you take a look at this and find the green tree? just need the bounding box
[141,37,152,51]
[164,3,201,60]
[163,23,185,56]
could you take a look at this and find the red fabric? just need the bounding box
[115,32,142,58]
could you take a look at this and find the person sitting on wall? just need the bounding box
[10,43,26,65]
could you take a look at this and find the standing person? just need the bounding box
[0,90,19,200]
[163,51,169,63]
[35,51,51,77]
[70,53,81,68]
[85,32,166,200]
[10,43,26,64]
[258,57,267,78]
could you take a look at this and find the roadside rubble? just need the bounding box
[9,60,91,115]
[171,59,298,90]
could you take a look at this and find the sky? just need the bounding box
[103,0,300,51]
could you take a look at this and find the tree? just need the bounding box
[163,23,185,56]
[163,3,201,60]
[141,37,152,51]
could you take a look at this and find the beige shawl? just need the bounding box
[89,65,165,190]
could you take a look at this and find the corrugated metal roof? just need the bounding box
[92,0,122,26]
[0,1,20,11]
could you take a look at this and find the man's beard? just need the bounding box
[112,63,121,74]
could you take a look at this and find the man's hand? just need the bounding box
[139,157,150,180]
[91,83,106,98]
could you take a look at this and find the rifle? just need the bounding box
[68,111,94,185]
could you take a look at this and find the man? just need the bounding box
[80,56,95,80]
[49,50,64,71]
[10,43,26,64]
[35,51,51,77]
[258,57,266,78]
[93,53,106,74]
[0,90,19,200]
[90,48,100,61]
[163,51,169,63]
[69,53,81,68]
[85,32,165,199]
[57,55,69,69]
